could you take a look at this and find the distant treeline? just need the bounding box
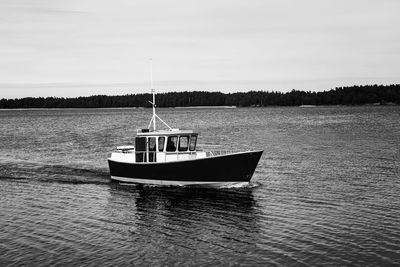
[1,84,399,108]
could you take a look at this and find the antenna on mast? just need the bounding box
[147,59,173,131]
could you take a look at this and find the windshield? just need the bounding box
[189,135,197,151]
[166,136,178,152]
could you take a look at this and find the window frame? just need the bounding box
[189,135,197,151]
[147,137,156,152]
[178,135,189,152]
[166,136,178,152]
[158,136,165,152]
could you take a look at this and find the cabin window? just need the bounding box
[148,137,156,151]
[178,136,189,151]
[189,135,197,151]
[148,137,156,162]
[158,137,165,152]
[135,137,146,162]
[166,136,178,152]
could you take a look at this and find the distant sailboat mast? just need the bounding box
[147,59,172,131]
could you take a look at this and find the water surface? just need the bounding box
[1,106,399,266]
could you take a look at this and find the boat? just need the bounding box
[108,68,263,186]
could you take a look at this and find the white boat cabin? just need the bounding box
[110,129,207,163]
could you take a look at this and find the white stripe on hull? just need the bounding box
[111,176,243,187]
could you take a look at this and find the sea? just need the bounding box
[0,106,399,266]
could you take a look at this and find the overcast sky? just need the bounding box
[1,0,399,98]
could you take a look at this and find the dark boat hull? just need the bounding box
[108,150,263,186]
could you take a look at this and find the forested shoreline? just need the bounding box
[1,84,399,109]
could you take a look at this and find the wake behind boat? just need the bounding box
[107,66,263,186]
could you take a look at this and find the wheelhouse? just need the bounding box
[132,129,203,163]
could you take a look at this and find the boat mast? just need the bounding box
[150,59,156,131]
[147,59,173,131]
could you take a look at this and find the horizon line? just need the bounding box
[1,83,398,100]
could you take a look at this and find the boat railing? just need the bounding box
[113,149,249,162]
[206,150,248,157]
[124,150,248,156]
[132,150,198,163]
[132,151,198,155]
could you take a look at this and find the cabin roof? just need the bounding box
[136,129,198,136]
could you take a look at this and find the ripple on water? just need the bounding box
[1,107,400,265]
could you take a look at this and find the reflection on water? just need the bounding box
[0,181,263,266]
[1,106,400,265]
[104,185,261,265]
